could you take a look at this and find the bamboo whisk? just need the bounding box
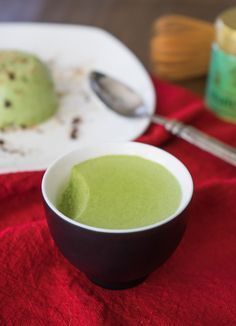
[150,15,215,81]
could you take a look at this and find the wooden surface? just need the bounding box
[0,0,235,94]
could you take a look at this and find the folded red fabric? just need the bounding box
[0,79,236,325]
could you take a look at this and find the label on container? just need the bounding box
[205,44,236,122]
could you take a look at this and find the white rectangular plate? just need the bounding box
[0,23,155,173]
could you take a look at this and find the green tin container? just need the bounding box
[206,7,236,123]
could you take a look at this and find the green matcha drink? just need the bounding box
[0,50,58,128]
[58,155,182,230]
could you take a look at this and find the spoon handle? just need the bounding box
[151,115,236,167]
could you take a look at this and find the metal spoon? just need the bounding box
[90,71,236,167]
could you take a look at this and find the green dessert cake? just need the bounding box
[0,50,58,128]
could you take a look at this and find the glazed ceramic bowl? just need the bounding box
[42,142,193,289]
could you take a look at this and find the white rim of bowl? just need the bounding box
[42,142,193,234]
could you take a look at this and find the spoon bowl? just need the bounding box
[90,71,149,118]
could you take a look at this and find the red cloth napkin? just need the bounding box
[1,79,236,325]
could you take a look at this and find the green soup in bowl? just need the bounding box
[58,155,182,229]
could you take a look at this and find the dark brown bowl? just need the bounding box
[42,142,193,289]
